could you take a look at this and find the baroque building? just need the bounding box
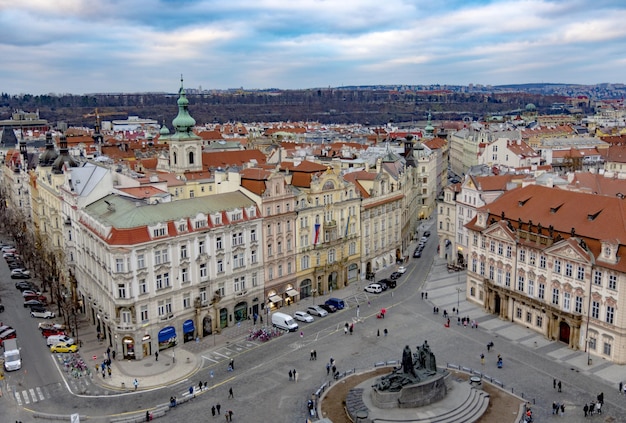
[466,185,626,364]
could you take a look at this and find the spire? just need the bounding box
[425,111,434,136]
[172,74,196,134]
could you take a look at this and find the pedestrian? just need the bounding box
[421,292,424,299]
[289,369,293,380]
[480,353,485,365]
[598,392,604,405]
[107,367,112,378]
[300,331,303,338]
[216,403,221,415]
[155,351,158,361]
[425,292,428,299]
[229,358,234,371]
[313,350,317,360]
[146,410,150,422]
[330,357,335,366]
[596,401,602,414]
[589,401,595,416]
[212,405,216,417]
[384,328,388,336]
[260,315,263,324]
[102,369,106,378]
[433,306,437,314]
[583,403,588,417]
[552,401,557,415]
[457,317,461,326]
[189,386,194,397]
[443,310,448,318]
[344,323,348,335]
[228,387,234,399]
[326,362,330,375]
[332,365,336,375]
[560,403,565,415]
[620,381,623,394]
[228,410,233,421]
[377,329,380,336]
[294,369,298,383]
[349,323,354,335]
[452,307,455,314]
[199,381,203,391]
[310,350,314,360]
[553,378,556,389]
[133,379,139,390]
[204,381,208,389]
[557,380,562,392]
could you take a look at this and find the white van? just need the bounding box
[46,334,75,347]
[271,312,299,332]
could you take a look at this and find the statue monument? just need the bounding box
[371,340,447,409]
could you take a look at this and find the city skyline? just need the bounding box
[1,0,625,95]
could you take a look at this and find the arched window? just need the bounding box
[188,151,194,165]
[173,152,177,165]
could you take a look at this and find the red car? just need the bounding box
[0,328,17,346]
[41,328,65,338]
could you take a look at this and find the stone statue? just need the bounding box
[402,345,416,377]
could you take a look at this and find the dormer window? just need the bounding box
[213,214,222,225]
[232,211,242,221]
[152,227,166,237]
[195,219,207,229]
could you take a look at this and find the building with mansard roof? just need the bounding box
[465,184,626,363]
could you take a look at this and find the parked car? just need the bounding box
[22,290,41,297]
[377,280,389,291]
[46,335,74,347]
[319,304,337,314]
[397,266,407,274]
[50,342,79,353]
[413,249,422,258]
[420,236,428,243]
[41,328,66,338]
[24,299,46,309]
[423,231,431,237]
[389,272,402,280]
[293,311,314,323]
[23,294,47,304]
[11,272,31,279]
[306,305,328,317]
[31,308,55,319]
[364,283,382,294]
[12,268,30,275]
[15,281,38,291]
[0,328,17,346]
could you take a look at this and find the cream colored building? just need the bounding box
[466,184,626,364]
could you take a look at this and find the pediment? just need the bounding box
[483,221,516,242]
[545,239,592,264]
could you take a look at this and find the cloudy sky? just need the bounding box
[1,0,625,95]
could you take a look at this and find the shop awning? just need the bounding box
[286,289,299,297]
[158,326,176,343]
[268,295,282,303]
[183,319,195,334]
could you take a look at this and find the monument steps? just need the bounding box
[369,384,489,423]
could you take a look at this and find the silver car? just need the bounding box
[294,311,314,323]
[307,305,328,317]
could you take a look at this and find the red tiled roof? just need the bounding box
[606,145,626,163]
[202,150,267,169]
[279,160,327,173]
[470,175,516,191]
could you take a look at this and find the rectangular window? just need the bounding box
[517,275,524,292]
[565,263,573,277]
[139,279,147,295]
[251,250,257,263]
[575,296,583,313]
[234,276,245,292]
[539,255,546,269]
[497,243,503,255]
[183,293,191,309]
[137,254,145,269]
[606,306,615,324]
[591,301,600,319]
[216,236,223,250]
[488,265,494,281]
[165,299,172,314]
[536,315,543,328]
[157,301,165,317]
[198,241,205,254]
[181,267,189,283]
[551,288,559,305]
[472,234,478,246]
[604,342,612,356]
[479,261,485,276]
[233,253,244,269]
[217,259,224,273]
[589,337,596,350]
[516,307,522,319]
[200,287,207,304]
[117,284,126,299]
[252,272,258,287]
[140,305,148,322]
[180,245,187,259]
[497,268,503,285]
[116,258,124,273]
[594,270,602,286]
[251,229,257,242]
[506,245,512,258]
[489,241,495,253]
[505,271,511,287]
[609,274,617,290]
[526,312,532,323]
[554,259,561,274]
[538,283,545,300]
[200,263,208,280]
[563,292,570,311]
[577,266,584,281]
[480,237,486,249]
[519,249,526,262]
[528,280,534,297]
[529,252,536,266]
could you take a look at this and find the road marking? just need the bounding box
[212,351,229,358]
[22,390,30,404]
[29,388,37,402]
[15,390,22,406]
[202,355,218,363]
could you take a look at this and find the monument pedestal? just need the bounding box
[371,371,449,409]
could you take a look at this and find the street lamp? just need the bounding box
[311,289,318,306]
[456,287,464,314]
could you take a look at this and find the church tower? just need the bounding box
[160,76,203,174]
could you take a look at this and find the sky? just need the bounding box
[1,0,625,95]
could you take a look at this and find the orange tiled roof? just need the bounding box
[202,150,267,169]
[470,174,516,191]
[118,186,168,198]
[606,145,626,163]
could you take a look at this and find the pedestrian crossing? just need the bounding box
[7,384,51,406]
